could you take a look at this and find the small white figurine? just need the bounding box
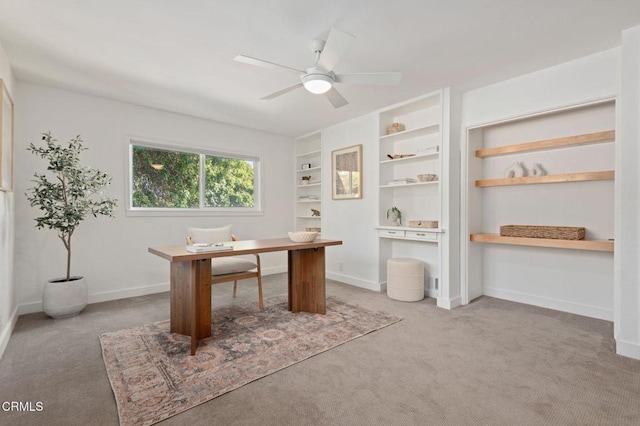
[532,163,547,176]
[504,161,527,178]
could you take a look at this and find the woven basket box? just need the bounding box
[500,225,585,240]
[408,220,439,228]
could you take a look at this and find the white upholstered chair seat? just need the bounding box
[211,257,257,275]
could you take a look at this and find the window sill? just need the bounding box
[125,209,264,218]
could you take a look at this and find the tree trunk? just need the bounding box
[66,236,72,282]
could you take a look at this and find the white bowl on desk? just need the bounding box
[288,231,318,243]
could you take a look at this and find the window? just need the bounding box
[129,141,260,215]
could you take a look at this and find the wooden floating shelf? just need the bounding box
[475,171,614,187]
[470,233,614,252]
[475,130,615,158]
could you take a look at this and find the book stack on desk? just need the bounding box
[186,243,233,253]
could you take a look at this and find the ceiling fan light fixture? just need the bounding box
[302,73,333,94]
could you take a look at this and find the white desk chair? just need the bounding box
[187,225,263,310]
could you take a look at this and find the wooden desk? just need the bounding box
[149,238,342,355]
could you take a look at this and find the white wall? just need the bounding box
[14,83,294,314]
[616,25,640,359]
[0,40,16,359]
[461,48,620,320]
[322,114,381,291]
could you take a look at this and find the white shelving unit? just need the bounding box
[463,99,616,317]
[376,89,461,306]
[294,131,322,234]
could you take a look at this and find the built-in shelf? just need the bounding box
[380,181,439,189]
[297,182,321,188]
[295,131,322,233]
[296,166,321,172]
[470,233,614,252]
[379,149,439,165]
[475,171,614,188]
[379,123,440,143]
[376,89,456,301]
[475,130,615,158]
[296,149,321,158]
[376,226,443,233]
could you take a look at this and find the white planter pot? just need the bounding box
[43,276,88,318]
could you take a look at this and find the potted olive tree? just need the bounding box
[26,132,117,318]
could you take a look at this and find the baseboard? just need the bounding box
[262,265,287,276]
[18,282,172,315]
[380,281,440,300]
[426,289,439,299]
[0,305,19,361]
[326,272,381,292]
[437,295,462,310]
[616,339,640,360]
[483,287,613,321]
[89,282,170,304]
[18,265,290,315]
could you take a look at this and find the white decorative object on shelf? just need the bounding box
[504,161,526,178]
[532,162,547,176]
[386,122,405,134]
[288,231,318,243]
[388,178,416,185]
[386,206,402,226]
[417,174,437,182]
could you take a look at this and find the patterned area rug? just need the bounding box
[99,295,401,426]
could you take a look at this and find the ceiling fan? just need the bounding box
[234,27,402,108]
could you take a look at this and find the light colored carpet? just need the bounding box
[1,274,640,425]
[99,295,401,426]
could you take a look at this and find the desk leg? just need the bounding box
[170,259,212,355]
[288,247,326,314]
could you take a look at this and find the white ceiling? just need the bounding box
[1,0,639,137]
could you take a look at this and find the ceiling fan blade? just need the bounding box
[317,28,355,72]
[234,54,304,74]
[324,87,348,109]
[335,72,402,86]
[261,82,304,100]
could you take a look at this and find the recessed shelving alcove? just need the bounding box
[375,88,462,307]
[294,132,322,234]
[463,98,616,319]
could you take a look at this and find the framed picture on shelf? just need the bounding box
[0,79,14,192]
[331,144,362,200]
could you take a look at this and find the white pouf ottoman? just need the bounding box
[387,258,425,302]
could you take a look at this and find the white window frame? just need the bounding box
[126,139,262,217]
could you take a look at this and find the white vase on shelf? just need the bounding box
[504,161,527,178]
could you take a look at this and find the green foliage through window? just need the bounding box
[131,144,257,209]
[205,156,254,207]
